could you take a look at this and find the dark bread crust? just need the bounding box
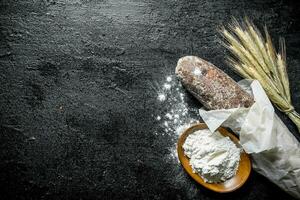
[176,56,254,110]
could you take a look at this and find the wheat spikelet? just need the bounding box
[221,17,300,132]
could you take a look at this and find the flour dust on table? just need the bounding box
[152,75,199,162]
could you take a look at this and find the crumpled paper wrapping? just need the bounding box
[199,80,300,199]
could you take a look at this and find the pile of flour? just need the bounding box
[183,129,241,183]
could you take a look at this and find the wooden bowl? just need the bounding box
[177,123,251,193]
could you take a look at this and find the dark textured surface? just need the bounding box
[0,0,299,199]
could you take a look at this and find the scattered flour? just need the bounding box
[158,93,166,101]
[155,76,199,136]
[183,129,241,183]
[154,75,199,162]
[153,75,228,198]
[164,83,172,90]
[166,76,172,82]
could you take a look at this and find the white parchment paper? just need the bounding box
[199,80,300,199]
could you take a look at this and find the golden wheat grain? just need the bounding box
[221,17,300,132]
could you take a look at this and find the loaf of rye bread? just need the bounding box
[175,56,254,110]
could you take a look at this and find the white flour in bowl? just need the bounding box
[183,129,241,183]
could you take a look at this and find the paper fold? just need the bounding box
[199,80,300,199]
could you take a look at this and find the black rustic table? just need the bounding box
[1,0,299,199]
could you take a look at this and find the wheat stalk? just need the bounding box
[220,17,300,133]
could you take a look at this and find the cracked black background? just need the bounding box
[0,0,300,199]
